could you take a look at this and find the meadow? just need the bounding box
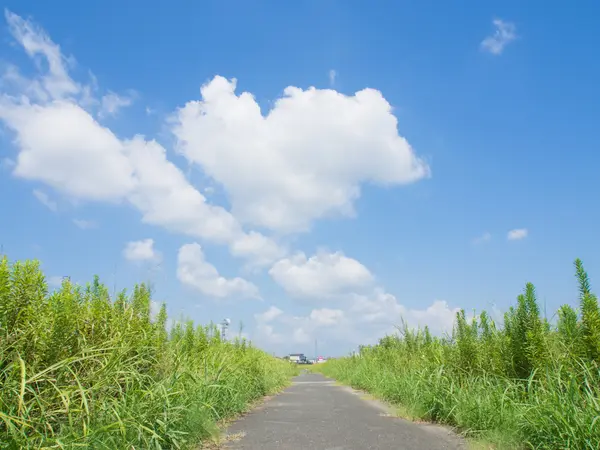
[317,258,600,449]
[0,255,297,449]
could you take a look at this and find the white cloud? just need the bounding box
[123,238,161,262]
[0,11,282,268]
[99,91,134,117]
[124,137,238,243]
[46,275,64,287]
[250,287,460,351]
[5,10,80,101]
[230,231,287,270]
[472,232,491,245]
[309,308,345,326]
[348,288,404,325]
[254,305,283,323]
[126,138,284,266]
[32,188,57,212]
[0,12,461,356]
[2,101,136,202]
[292,327,311,344]
[407,300,460,333]
[328,69,337,86]
[481,19,517,55]
[72,218,97,229]
[177,242,259,299]
[254,323,285,345]
[507,228,528,241]
[172,75,430,233]
[269,250,373,299]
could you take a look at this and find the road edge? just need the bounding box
[200,371,299,449]
[319,375,506,450]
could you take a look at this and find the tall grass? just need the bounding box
[0,255,297,449]
[318,259,600,449]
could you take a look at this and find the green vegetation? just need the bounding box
[317,259,600,449]
[0,255,296,449]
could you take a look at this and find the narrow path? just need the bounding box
[220,372,466,449]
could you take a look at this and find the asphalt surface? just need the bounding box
[221,372,466,450]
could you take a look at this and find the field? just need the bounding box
[0,255,297,449]
[317,259,600,449]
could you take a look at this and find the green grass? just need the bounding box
[0,255,297,449]
[315,258,600,449]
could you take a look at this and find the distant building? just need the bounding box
[288,353,307,363]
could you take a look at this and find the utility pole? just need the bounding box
[314,339,318,361]
[112,262,118,299]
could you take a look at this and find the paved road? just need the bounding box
[220,372,466,450]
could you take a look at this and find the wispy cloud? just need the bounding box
[73,218,98,229]
[1,158,15,170]
[481,19,517,55]
[33,189,57,212]
[507,228,528,241]
[472,232,491,245]
[99,91,135,118]
[46,275,64,287]
[328,69,337,86]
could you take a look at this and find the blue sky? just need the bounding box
[1,0,599,357]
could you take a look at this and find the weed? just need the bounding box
[316,258,600,449]
[0,255,296,449]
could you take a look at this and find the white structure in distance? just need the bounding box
[221,318,231,341]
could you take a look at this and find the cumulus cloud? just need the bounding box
[32,188,57,212]
[407,300,460,333]
[1,11,425,269]
[0,11,452,356]
[309,308,345,326]
[3,101,136,201]
[507,228,528,241]
[123,238,161,262]
[171,76,430,233]
[229,231,287,270]
[177,243,259,299]
[254,305,283,323]
[0,11,282,268]
[481,19,517,55]
[250,288,461,352]
[254,322,285,345]
[269,250,373,299]
[346,289,461,335]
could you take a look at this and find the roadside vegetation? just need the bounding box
[0,255,297,449]
[317,258,600,449]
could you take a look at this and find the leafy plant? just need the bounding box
[317,258,600,449]
[0,255,296,449]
